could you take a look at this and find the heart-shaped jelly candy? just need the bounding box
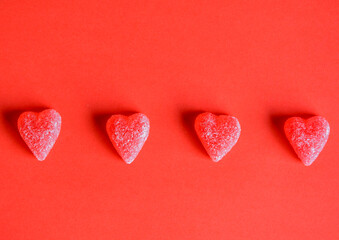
[17,109,62,161]
[195,112,241,162]
[106,113,150,164]
[284,116,330,166]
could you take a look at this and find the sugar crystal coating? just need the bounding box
[284,116,330,166]
[106,113,150,164]
[17,109,62,161]
[195,112,241,162]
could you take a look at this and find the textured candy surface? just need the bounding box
[17,109,62,161]
[284,116,330,166]
[195,112,241,162]
[106,113,150,164]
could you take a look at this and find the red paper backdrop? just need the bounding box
[0,1,338,239]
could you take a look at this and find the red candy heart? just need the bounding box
[195,112,241,162]
[284,116,330,166]
[17,109,62,161]
[106,113,150,164]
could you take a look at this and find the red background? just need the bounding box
[0,1,338,239]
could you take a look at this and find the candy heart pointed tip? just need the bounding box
[211,156,223,163]
[284,116,330,166]
[195,112,241,162]
[17,109,62,161]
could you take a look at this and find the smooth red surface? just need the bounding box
[0,1,338,239]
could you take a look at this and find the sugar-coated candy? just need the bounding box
[17,109,62,161]
[284,116,330,166]
[106,113,150,164]
[195,112,241,162]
